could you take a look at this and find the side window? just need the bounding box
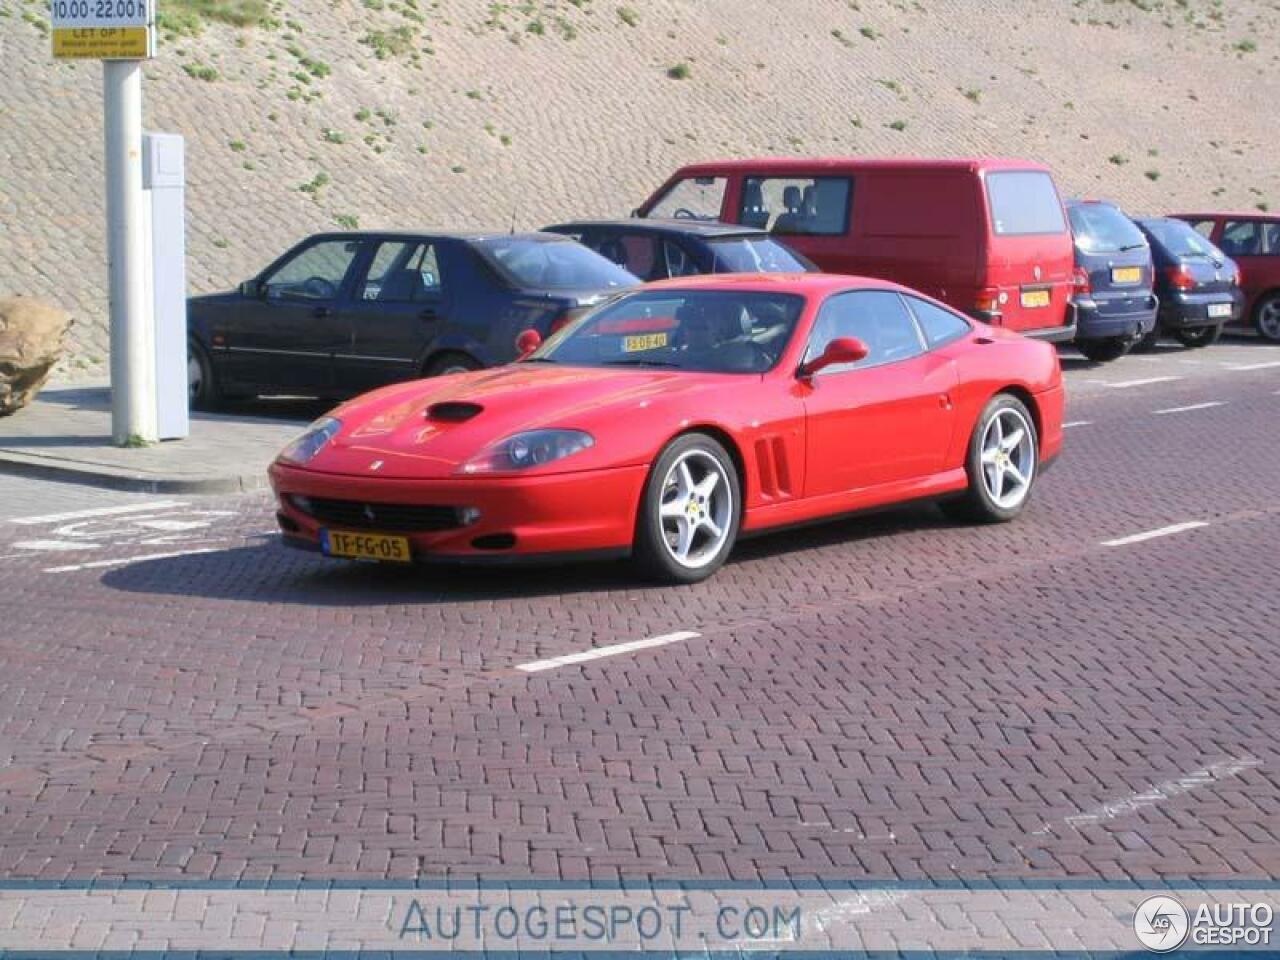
[739,176,852,236]
[905,296,971,347]
[986,171,1067,236]
[1266,223,1280,256]
[646,176,727,220]
[1189,220,1216,239]
[263,240,360,301]
[806,290,924,373]
[662,240,699,278]
[1220,221,1263,257]
[359,241,442,302]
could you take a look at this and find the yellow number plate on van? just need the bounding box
[322,530,411,563]
[623,333,669,352]
[1112,266,1141,284]
[1020,289,1051,308]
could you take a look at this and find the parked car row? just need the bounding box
[190,155,1279,407]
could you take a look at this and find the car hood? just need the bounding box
[299,363,723,478]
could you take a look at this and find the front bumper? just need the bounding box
[269,461,648,561]
[1072,295,1158,341]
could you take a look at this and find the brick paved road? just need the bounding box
[0,339,1277,884]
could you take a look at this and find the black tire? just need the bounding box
[1174,324,1222,349]
[634,433,741,584]
[1133,322,1162,353]
[1076,337,1131,363]
[423,352,481,377]
[940,393,1039,524]
[188,339,222,411]
[1253,292,1280,343]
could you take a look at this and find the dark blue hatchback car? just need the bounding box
[1065,200,1158,362]
[186,231,638,407]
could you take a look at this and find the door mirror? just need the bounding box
[516,329,543,359]
[240,279,264,299]
[798,336,869,378]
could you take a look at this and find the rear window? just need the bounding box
[986,170,1067,236]
[709,236,813,273]
[473,237,638,290]
[1067,203,1147,254]
[645,176,727,221]
[1140,220,1222,260]
[739,176,852,236]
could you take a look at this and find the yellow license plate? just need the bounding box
[623,332,669,352]
[1020,289,1051,308]
[1112,266,1141,284]
[322,529,411,563]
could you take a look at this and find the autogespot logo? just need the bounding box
[1134,895,1190,953]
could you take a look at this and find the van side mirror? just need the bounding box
[798,336,868,378]
[516,329,543,359]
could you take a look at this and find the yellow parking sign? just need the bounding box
[52,26,152,59]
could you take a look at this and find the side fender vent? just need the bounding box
[427,402,483,423]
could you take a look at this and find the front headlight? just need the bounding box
[277,416,342,465]
[461,429,594,474]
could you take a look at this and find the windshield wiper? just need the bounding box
[601,358,683,368]
[1118,242,1146,251]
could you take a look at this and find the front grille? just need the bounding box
[294,496,462,532]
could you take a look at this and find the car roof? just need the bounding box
[667,156,1050,176]
[547,218,769,239]
[636,272,913,297]
[303,230,575,244]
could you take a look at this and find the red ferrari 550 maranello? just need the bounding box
[269,274,1064,583]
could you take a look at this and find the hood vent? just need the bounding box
[426,401,484,423]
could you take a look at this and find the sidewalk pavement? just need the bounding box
[0,385,314,493]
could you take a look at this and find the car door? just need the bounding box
[222,237,363,394]
[800,289,958,498]
[1218,219,1269,308]
[333,238,445,394]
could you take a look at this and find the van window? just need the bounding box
[1188,220,1216,239]
[986,171,1066,236]
[739,176,852,236]
[1067,203,1146,254]
[1220,221,1265,257]
[646,177,727,221]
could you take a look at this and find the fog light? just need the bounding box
[459,507,482,526]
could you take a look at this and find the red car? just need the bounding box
[270,275,1064,583]
[635,157,1077,342]
[1170,212,1280,342]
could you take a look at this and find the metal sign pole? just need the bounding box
[103,57,156,446]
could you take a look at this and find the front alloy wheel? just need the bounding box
[942,393,1039,523]
[636,434,741,583]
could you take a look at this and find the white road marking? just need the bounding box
[43,548,219,574]
[1102,521,1209,548]
[1031,756,1260,836]
[1228,360,1280,371]
[9,500,188,526]
[1154,401,1226,415]
[1062,420,1092,429]
[516,631,701,673]
[12,540,101,552]
[1104,376,1182,389]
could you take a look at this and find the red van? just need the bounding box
[635,158,1076,340]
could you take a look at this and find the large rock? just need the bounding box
[0,297,72,416]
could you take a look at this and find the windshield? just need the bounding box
[532,290,806,374]
[1140,220,1224,260]
[473,237,639,290]
[709,236,814,273]
[1068,204,1147,254]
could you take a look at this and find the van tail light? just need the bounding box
[974,286,1001,314]
[1165,265,1197,291]
[1071,266,1092,297]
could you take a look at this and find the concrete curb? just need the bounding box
[0,449,268,495]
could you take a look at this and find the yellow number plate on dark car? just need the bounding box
[1020,289,1051,308]
[1112,266,1141,284]
[322,529,411,563]
[623,332,669,352]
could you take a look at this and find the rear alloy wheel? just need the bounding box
[424,352,481,377]
[188,340,221,410]
[1076,337,1131,363]
[1174,324,1222,349]
[635,434,741,584]
[941,394,1038,524]
[1254,293,1280,343]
